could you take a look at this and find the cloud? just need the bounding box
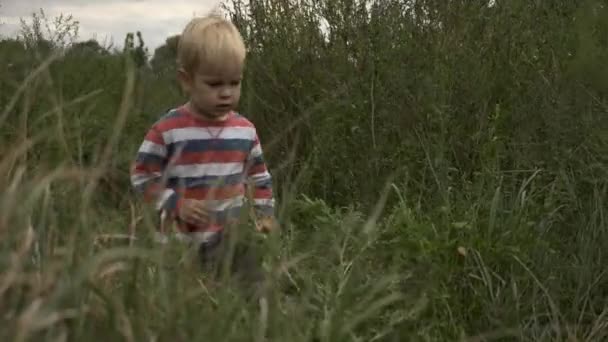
[0,0,224,49]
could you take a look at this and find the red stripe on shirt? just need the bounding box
[144,129,164,145]
[173,150,248,165]
[252,188,273,199]
[181,184,246,200]
[133,163,162,173]
[156,107,256,130]
[247,163,267,175]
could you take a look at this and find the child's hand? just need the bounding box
[255,216,279,234]
[178,199,209,226]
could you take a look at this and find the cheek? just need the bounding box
[196,85,215,99]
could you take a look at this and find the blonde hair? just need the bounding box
[177,15,246,74]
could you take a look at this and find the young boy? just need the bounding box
[130,15,277,294]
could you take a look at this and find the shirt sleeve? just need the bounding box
[130,125,182,218]
[245,129,275,217]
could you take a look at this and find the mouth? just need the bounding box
[215,104,232,111]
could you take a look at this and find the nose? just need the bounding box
[219,86,232,99]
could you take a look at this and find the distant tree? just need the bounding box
[70,39,108,55]
[18,8,79,52]
[123,31,149,68]
[0,38,26,63]
[0,38,28,107]
[150,34,179,74]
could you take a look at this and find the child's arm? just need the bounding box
[246,130,276,229]
[130,126,182,226]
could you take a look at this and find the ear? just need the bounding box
[176,68,192,93]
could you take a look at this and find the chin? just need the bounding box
[205,111,230,121]
[215,108,233,115]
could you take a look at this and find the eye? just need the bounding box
[206,81,222,87]
[231,80,241,86]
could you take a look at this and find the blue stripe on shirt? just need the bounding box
[166,139,253,155]
[136,152,166,166]
[166,173,245,188]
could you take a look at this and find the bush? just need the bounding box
[0,1,607,340]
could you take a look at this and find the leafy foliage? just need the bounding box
[0,0,607,341]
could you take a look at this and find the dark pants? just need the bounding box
[197,230,266,300]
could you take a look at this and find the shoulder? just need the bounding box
[152,107,188,132]
[230,112,255,130]
[227,112,260,139]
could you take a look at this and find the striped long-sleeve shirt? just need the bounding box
[130,105,274,237]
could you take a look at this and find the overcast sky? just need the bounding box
[0,0,224,50]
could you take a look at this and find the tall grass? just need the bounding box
[1,0,607,341]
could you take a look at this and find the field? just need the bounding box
[1,1,607,341]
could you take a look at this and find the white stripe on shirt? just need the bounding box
[200,195,245,211]
[254,198,274,207]
[131,172,161,187]
[249,143,263,158]
[139,140,166,156]
[249,171,271,184]
[168,162,244,178]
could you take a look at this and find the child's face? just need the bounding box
[179,63,243,120]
